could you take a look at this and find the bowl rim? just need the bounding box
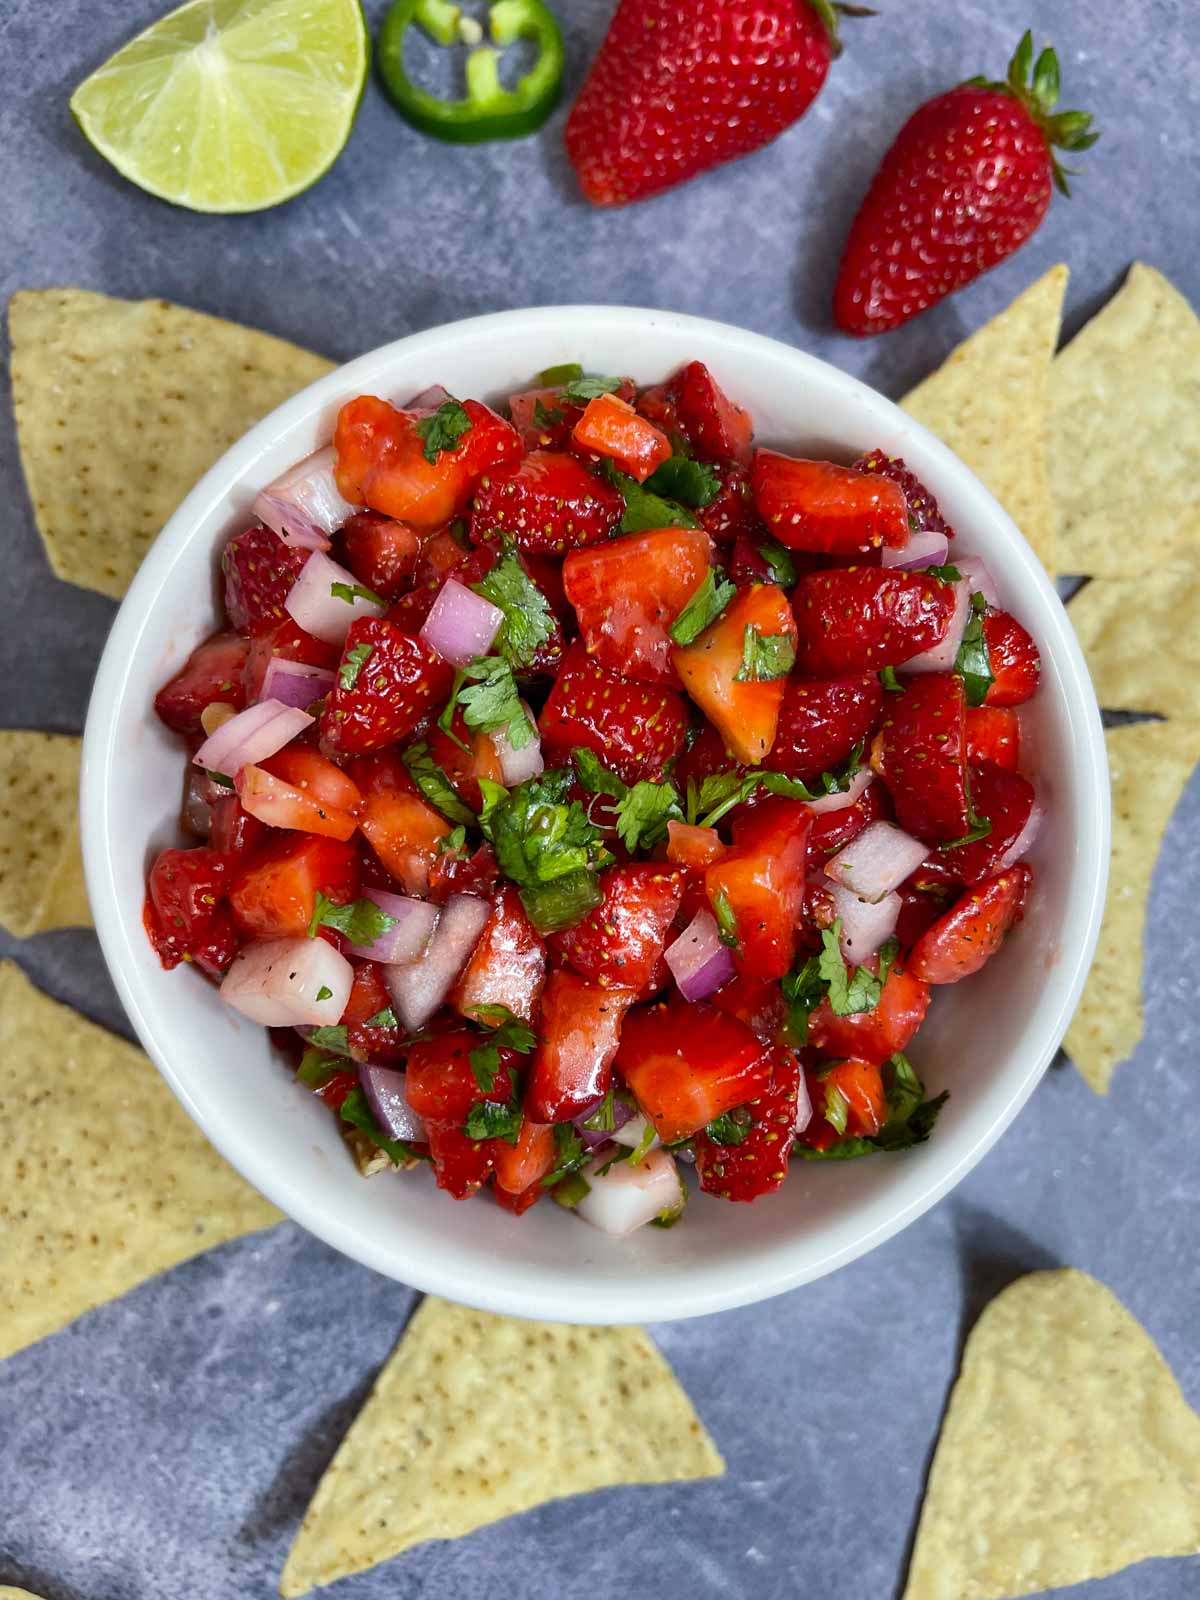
[81,303,1110,1323]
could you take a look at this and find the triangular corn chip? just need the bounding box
[0,962,281,1360]
[1048,263,1200,577]
[0,731,90,937]
[9,289,333,599]
[1066,719,1200,1093]
[279,1297,724,1596]
[1069,565,1200,720]
[902,265,1067,576]
[0,1589,47,1599]
[904,1269,1200,1600]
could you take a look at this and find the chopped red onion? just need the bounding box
[345,889,439,963]
[492,701,543,785]
[825,821,929,903]
[900,577,972,674]
[384,894,489,1032]
[954,554,1001,609]
[285,549,385,646]
[403,384,453,411]
[611,1111,659,1153]
[253,447,354,550]
[574,1094,636,1152]
[574,1148,684,1236]
[221,936,353,1027]
[808,767,874,816]
[360,1065,427,1144]
[665,909,736,1002]
[995,798,1044,871]
[794,1069,813,1133]
[260,657,337,710]
[419,577,504,667]
[181,769,213,837]
[193,698,313,778]
[828,882,902,964]
[882,527,950,570]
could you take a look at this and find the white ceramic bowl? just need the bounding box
[82,306,1108,1324]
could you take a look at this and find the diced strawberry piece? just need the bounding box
[666,820,727,872]
[508,386,585,451]
[572,392,672,482]
[805,781,889,869]
[493,1180,543,1216]
[702,465,766,548]
[540,641,687,785]
[635,381,679,437]
[154,632,250,735]
[524,970,638,1123]
[188,904,240,980]
[851,451,955,541]
[261,748,363,812]
[808,964,931,1066]
[965,705,1020,771]
[493,1118,558,1196]
[982,608,1041,706]
[673,361,753,466]
[228,835,359,940]
[235,765,358,841]
[563,527,714,685]
[940,762,1037,885]
[470,450,623,555]
[209,794,268,861]
[424,1119,496,1199]
[346,747,417,798]
[427,707,505,814]
[895,886,946,953]
[145,846,232,970]
[908,865,1032,984]
[243,618,339,701]
[672,583,797,766]
[693,1046,799,1200]
[321,618,454,757]
[427,843,500,905]
[752,451,909,554]
[791,568,957,675]
[673,722,738,791]
[764,673,884,784]
[705,797,810,981]
[341,961,409,1064]
[819,1058,887,1137]
[358,789,449,896]
[450,883,546,1023]
[548,863,683,992]
[312,1068,359,1109]
[406,1028,517,1120]
[221,525,309,636]
[617,995,771,1143]
[708,972,787,1044]
[339,511,421,602]
[455,399,525,482]
[872,674,970,844]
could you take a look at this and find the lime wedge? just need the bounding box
[70,0,369,213]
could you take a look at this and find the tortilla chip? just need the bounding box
[1068,565,1200,719]
[1048,263,1200,577]
[0,731,90,937]
[0,962,281,1361]
[1065,719,1200,1093]
[902,265,1067,576]
[903,1269,1200,1600]
[0,1590,48,1599]
[279,1297,724,1596]
[9,289,333,600]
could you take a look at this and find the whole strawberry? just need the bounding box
[566,0,849,207]
[834,33,1097,334]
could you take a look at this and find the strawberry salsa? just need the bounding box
[146,361,1043,1234]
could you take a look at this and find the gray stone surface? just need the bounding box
[1,0,1198,1596]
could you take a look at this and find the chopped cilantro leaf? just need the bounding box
[533,362,583,388]
[796,1056,948,1160]
[669,568,737,646]
[561,374,622,403]
[315,985,333,1002]
[926,563,963,583]
[954,593,994,706]
[338,641,373,692]
[415,399,473,464]
[582,1088,618,1133]
[704,1110,751,1147]
[823,1081,850,1136]
[471,547,556,672]
[644,455,720,508]
[573,746,628,801]
[307,1024,350,1055]
[614,778,683,853]
[330,580,384,607]
[456,656,534,750]
[877,936,900,987]
[549,1171,591,1208]
[735,625,796,683]
[297,1047,340,1089]
[532,398,566,428]
[626,1118,657,1165]
[308,893,397,946]
[463,1098,523,1144]
[205,770,235,788]
[879,665,903,693]
[602,461,697,534]
[438,824,468,855]
[687,766,835,828]
[939,816,994,851]
[403,741,477,826]
[364,1007,398,1029]
[755,539,798,587]
[478,771,611,933]
[541,1121,589,1188]
[340,1086,428,1165]
[781,955,825,1046]
[712,887,740,950]
[817,922,883,1016]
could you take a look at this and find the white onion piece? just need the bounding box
[345,890,440,964]
[828,882,902,964]
[574,1149,684,1236]
[825,821,929,903]
[419,578,504,667]
[360,1066,426,1143]
[610,1111,660,1154]
[882,527,950,570]
[794,1069,813,1134]
[995,799,1044,872]
[193,698,313,778]
[492,701,544,785]
[900,577,972,674]
[384,894,489,1032]
[807,767,874,816]
[285,549,385,646]
[404,384,453,411]
[664,909,736,1002]
[220,936,353,1027]
[260,657,337,709]
[253,447,354,549]
[953,554,1001,609]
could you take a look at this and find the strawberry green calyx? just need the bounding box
[966,30,1099,195]
[806,0,875,61]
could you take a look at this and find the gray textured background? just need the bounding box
[2,1,1198,1596]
